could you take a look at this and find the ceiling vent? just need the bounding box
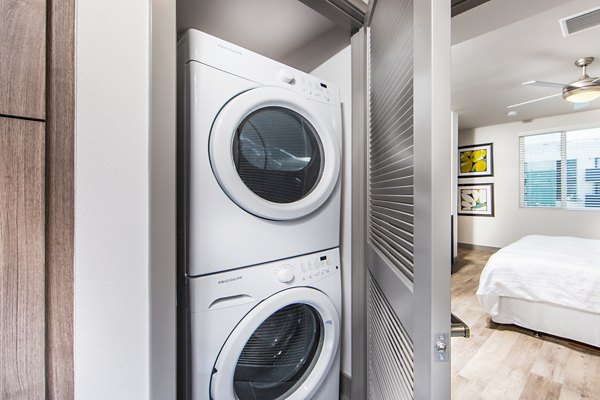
[559,6,600,37]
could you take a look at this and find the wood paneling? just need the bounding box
[46,0,75,398]
[451,247,600,399]
[0,0,46,119]
[1,0,74,397]
[0,117,45,399]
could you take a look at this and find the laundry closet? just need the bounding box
[173,1,357,399]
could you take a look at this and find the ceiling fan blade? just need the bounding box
[573,102,592,111]
[507,93,562,109]
[522,80,566,88]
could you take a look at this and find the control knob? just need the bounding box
[278,69,295,84]
[277,267,295,283]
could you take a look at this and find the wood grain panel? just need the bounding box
[46,0,75,397]
[0,117,45,399]
[519,373,562,400]
[0,0,46,119]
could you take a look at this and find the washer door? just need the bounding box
[210,87,340,220]
[210,288,340,400]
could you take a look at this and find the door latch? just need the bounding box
[434,333,449,362]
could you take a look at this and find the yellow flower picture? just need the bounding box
[458,143,493,177]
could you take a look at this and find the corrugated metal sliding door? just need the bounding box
[365,0,451,398]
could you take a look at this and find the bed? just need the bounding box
[476,235,600,347]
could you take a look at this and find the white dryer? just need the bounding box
[177,30,342,277]
[190,248,342,400]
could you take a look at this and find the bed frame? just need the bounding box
[493,296,600,348]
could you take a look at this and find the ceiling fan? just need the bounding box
[507,57,600,110]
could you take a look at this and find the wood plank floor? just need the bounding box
[451,247,600,400]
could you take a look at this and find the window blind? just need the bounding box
[520,127,600,210]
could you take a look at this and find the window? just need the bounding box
[520,127,600,210]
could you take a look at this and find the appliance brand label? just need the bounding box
[218,276,242,284]
[217,43,242,56]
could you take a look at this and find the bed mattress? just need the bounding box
[477,235,600,346]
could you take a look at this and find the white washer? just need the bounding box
[178,30,342,277]
[190,248,342,400]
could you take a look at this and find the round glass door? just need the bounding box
[233,107,323,204]
[210,288,340,400]
[233,304,324,399]
[209,87,340,221]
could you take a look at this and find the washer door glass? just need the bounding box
[233,107,323,204]
[233,304,323,400]
[210,287,340,400]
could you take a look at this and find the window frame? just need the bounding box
[519,126,600,211]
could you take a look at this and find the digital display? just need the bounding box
[320,256,327,261]
[320,83,327,89]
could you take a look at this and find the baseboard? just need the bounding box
[340,372,351,400]
[458,242,500,253]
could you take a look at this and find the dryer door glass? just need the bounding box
[233,107,324,204]
[233,303,324,399]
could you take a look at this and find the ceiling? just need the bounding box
[452,0,600,130]
[177,0,342,67]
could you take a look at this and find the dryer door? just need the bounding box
[210,87,340,220]
[210,288,340,400]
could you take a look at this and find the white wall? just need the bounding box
[458,109,600,248]
[282,27,350,72]
[311,45,352,377]
[75,0,150,398]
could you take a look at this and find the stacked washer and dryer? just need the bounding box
[177,30,343,400]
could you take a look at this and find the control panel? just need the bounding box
[298,256,335,282]
[190,248,341,313]
[275,67,335,105]
[273,248,339,285]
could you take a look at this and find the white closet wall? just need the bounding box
[312,45,353,377]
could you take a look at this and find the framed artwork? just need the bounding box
[458,183,495,217]
[458,143,494,177]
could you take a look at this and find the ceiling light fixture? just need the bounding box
[563,85,600,103]
[562,57,600,103]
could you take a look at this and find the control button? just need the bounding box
[277,267,294,283]
[278,69,295,84]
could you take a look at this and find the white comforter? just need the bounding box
[477,235,600,317]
